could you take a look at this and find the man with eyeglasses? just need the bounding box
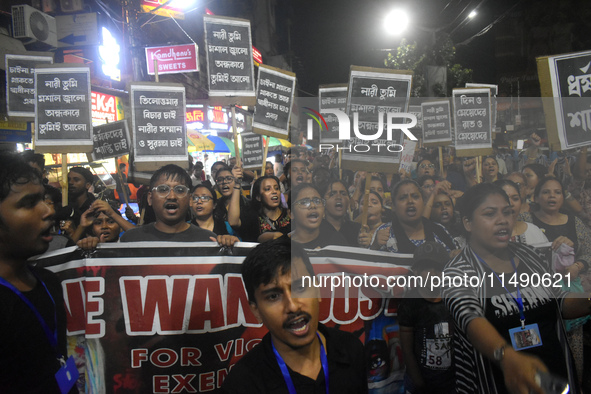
[120,164,238,245]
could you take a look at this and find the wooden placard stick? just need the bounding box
[476,156,482,183]
[154,59,159,83]
[338,150,343,180]
[438,147,444,175]
[231,106,244,196]
[261,136,269,176]
[61,154,68,207]
[116,158,130,207]
[361,174,372,227]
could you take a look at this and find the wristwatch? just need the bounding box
[493,344,506,364]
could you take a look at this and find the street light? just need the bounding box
[468,10,477,19]
[384,9,410,36]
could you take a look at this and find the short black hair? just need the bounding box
[242,237,314,303]
[70,166,94,184]
[149,164,191,189]
[20,150,45,171]
[0,151,42,202]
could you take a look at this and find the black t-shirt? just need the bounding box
[298,228,349,249]
[320,220,361,248]
[398,289,455,392]
[120,223,216,242]
[0,267,70,393]
[221,324,367,393]
[483,261,567,393]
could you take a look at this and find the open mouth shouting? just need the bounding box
[494,227,511,242]
[283,313,312,337]
[405,205,418,218]
[164,201,179,215]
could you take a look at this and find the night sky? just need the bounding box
[289,0,528,94]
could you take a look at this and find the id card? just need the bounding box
[509,323,543,351]
[55,356,79,394]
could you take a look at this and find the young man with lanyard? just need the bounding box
[222,237,367,393]
[0,151,78,393]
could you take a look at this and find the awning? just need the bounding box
[265,137,292,151]
[187,131,215,152]
[206,135,235,156]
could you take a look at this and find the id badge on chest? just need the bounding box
[509,323,543,351]
[55,356,79,394]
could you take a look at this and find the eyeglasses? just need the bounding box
[419,164,435,169]
[152,184,190,198]
[291,167,309,174]
[215,176,235,184]
[293,197,325,208]
[192,195,214,203]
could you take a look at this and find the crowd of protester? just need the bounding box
[4,128,591,393]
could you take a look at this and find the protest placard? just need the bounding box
[204,15,256,106]
[537,50,591,150]
[89,120,131,162]
[34,64,92,153]
[421,100,452,146]
[240,131,264,170]
[452,88,493,157]
[5,53,53,119]
[318,84,348,144]
[130,82,187,171]
[341,66,413,173]
[252,64,296,139]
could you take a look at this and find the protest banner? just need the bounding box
[421,100,452,146]
[5,53,53,119]
[341,66,414,174]
[130,82,187,171]
[537,50,591,150]
[34,243,411,393]
[34,64,93,153]
[240,131,264,170]
[318,84,348,145]
[253,64,296,139]
[452,87,493,157]
[204,15,256,106]
[88,120,131,162]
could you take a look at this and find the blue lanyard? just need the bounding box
[0,271,61,357]
[473,252,526,329]
[272,332,330,394]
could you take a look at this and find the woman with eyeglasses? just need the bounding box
[289,183,347,249]
[189,184,225,234]
[373,180,457,254]
[442,182,589,394]
[213,165,259,242]
[250,175,291,242]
